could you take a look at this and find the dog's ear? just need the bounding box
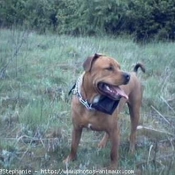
[83,53,102,72]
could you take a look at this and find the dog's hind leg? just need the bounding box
[98,133,109,149]
[128,100,141,153]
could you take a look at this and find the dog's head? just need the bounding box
[83,53,130,100]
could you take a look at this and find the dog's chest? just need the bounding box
[72,97,113,131]
[80,112,110,131]
[84,121,105,131]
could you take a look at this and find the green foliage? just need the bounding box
[124,0,175,41]
[0,0,175,41]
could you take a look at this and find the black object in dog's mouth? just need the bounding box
[98,82,128,100]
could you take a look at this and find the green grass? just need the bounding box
[0,28,175,174]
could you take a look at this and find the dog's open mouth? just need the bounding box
[98,82,128,100]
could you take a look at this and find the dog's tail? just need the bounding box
[134,63,145,73]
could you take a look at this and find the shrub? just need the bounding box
[124,0,175,41]
[0,0,175,41]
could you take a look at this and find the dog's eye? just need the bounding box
[105,66,114,71]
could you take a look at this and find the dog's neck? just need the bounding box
[71,72,99,110]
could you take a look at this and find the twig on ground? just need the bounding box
[151,105,171,126]
[147,144,153,164]
[137,125,174,137]
[160,96,175,114]
[20,132,38,160]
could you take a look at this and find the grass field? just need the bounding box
[0,29,175,174]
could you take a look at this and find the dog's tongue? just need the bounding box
[105,84,128,100]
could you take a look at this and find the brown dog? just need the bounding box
[64,53,145,168]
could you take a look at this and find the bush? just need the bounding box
[0,0,58,32]
[0,0,175,41]
[124,0,175,41]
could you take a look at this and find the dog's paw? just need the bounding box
[63,156,71,164]
[98,140,107,149]
[63,155,76,164]
[129,143,136,154]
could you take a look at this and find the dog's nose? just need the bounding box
[123,73,130,84]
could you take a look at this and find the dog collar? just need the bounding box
[70,73,94,110]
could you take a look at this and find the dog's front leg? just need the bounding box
[109,127,120,169]
[64,126,82,163]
